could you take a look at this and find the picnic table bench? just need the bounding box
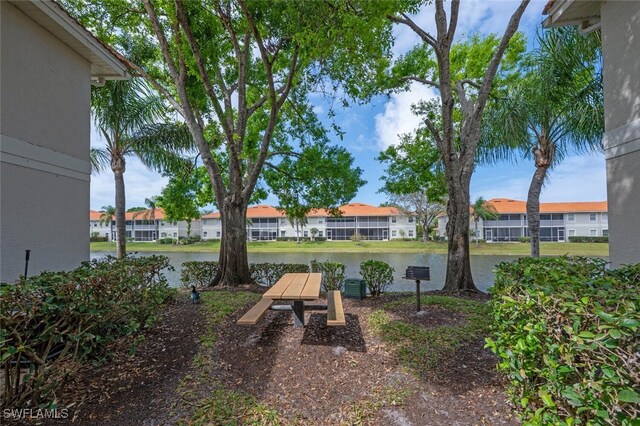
[238,273,346,327]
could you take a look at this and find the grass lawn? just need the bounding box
[91,239,610,256]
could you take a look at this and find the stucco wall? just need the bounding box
[1,2,91,281]
[601,1,640,266]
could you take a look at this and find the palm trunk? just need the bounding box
[113,169,126,258]
[527,165,549,258]
[442,188,477,292]
[214,202,252,286]
[528,142,553,258]
[422,221,428,243]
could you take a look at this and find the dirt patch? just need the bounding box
[53,296,203,425]
[42,290,516,425]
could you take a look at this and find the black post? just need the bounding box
[415,279,421,312]
[292,300,305,327]
[24,249,31,278]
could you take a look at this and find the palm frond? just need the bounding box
[90,147,110,174]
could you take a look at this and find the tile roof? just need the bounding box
[487,198,607,214]
[89,208,167,221]
[201,203,408,219]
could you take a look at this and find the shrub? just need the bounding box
[311,260,346,292]
[518,236,530,243]
[360,260,394,297]
[250,263,310,286]
[486,257,640,425]
[0,255,175,408]
[568,236,609,243]
[181,261,220,288]
[350,233,364,244]
[90,236,109,242]
[157,237,175,244]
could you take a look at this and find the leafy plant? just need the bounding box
[487,257,640,425]
[0,255,175,408]
[181,261,220,288]
[568,236,609,243]
[311,260,346,292]
[249,263,310,287]
[360,260,394,297]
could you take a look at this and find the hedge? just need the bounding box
[311,260,346,292]
[0,255,175,408]
[568,236,609,243]
[180,261,309,287]
[487,257,639,425]
[181,261,220,288]
[274,237,327,242]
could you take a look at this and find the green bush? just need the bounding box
[157,237,175,244]
[311,260,346,292]
[181,261,220,288]
[360,260,394,297]
[250,263,310,286]
[518,236,531,243]
[0,255,175,408]
[90,236,109,242]
[568,236,609,243]
[486,257,640,425]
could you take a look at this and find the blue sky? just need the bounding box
[89,0,607,211]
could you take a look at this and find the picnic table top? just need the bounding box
[262,273,322,301]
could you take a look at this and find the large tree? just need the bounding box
[381,3,530,291]
[483,27,603,256]
[90,79,193,258]
[66,0,389,285]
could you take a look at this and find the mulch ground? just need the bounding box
[48,290,517,425]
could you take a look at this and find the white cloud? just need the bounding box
[374,83,438,149]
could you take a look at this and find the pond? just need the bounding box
[91,251,523,293]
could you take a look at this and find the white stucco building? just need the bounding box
[201,203,417,241]
[543,0,640,265]
[89,208,201,242]
[1,1,128,282]
[437,198,608,242]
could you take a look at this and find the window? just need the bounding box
[280,231,286,237]
[540,214,551,221]
[568,229,575,237]
[408,217,414,223]
[319,231,323,237]
[392,230,397,237]
[280,218,286,225]
[408,230,414,237]
[391,217,397,223]
[216,231,221,237]
[173,232,177,237]
[590,229,597,236]
[93,222,97,227]
[203,232,208,237]
[551,214,564,221]
[318,219,324,224]
[303,231,309,237]
[567,213,575,222]
[603,229,609,237]
[590,213,597,222]
[161,222,165,226]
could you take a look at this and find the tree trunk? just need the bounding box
[112,154,126,259]
[527,164,549,258]
[528,142,553,258]
[442,187,477,292]
[214,202,252,286]
[422,221,428,243]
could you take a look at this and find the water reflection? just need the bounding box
[92,251,523,292]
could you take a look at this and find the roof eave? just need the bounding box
[542,0,602,31]
[11,0,130,81]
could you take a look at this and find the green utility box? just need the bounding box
[344,278,366,299]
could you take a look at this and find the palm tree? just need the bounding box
[145,196,160,241]
[471,197,498,246]
[483,27,603,257]
[99,205,116,242]
[90,79,193,257]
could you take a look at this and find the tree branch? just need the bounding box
[402,75,440,89]
[388,13,439,53]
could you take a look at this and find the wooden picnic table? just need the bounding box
[237,273,345,327]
